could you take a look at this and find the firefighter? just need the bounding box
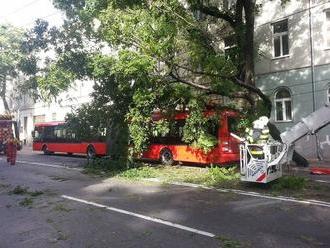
[6,134,18,165]
[245,116,270,158]
[254,116,270,144]
[245,116,270,144]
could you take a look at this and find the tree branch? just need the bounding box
[189,1,236,28]
[169,71,211,91]
[234,77,272,113]
[172,63,232,80]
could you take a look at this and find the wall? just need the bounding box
[255,0,330,160]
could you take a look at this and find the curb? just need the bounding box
[143,178,330,209]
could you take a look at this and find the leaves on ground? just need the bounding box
[53,203,72,212]
[9,185,44,197]
[19,197,33,207]
[216,235,242,248]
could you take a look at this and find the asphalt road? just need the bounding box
[0,147,329,248]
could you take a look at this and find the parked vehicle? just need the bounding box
[32,122,107,159]
[0,115,21,154]
[141,110,241,165]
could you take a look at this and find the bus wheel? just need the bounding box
[42,145,50,155]
[160,149,174,165]
[87,146,96,159]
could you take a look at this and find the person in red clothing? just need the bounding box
[6,134,18,165]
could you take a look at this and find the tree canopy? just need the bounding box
[31,0,276,162]
[0,24,26,112]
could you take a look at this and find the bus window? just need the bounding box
[43,126,55,142]
[54,125,68,142]
[151,119,186,144]
[205,118,219,137]
[228,117,240,133]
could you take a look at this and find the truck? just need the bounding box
[240,104,330,183]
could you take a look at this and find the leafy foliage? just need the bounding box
[65,103,107,142]
[0,25,26,111]
[31,0,276,162]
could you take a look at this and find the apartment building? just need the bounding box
[14,80,94,145]
[255,0,330,159]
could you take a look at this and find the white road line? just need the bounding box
[16,159,83,171]
[145,179,330,209]
[61,195,216,238]
[315,180,330,184]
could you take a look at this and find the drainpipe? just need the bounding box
[309,0,322,160]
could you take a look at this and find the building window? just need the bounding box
[33,115,45,124]
[273,20,289,58]
[275,88,292,122]
[325,11,330,48]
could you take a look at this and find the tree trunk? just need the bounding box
[242,0,255,85]
[106,115,129,168]
[1,95,10,112]
[0,81,9,112]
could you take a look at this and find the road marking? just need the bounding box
[145,178,330,209]
[315,180,330,184]
[15,159,83,171]
[61,195,216,238]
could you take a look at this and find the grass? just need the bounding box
[83,159,330,201]
[271,176,306,191]
[119,167,158,179]
[83,158,124,177]
[117,165,240,187]
[84,157,241,187]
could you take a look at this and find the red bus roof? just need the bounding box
[34,121,65,127]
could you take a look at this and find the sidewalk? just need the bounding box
[290,159,330,183]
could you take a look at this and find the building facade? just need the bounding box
[255,0,330,160]
[13,80,94,145]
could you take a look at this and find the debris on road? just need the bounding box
[311,167,330,175]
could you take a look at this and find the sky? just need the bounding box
[0,0,64,29]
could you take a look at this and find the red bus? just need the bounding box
[32,122,107,158]
[141,110,241,165]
